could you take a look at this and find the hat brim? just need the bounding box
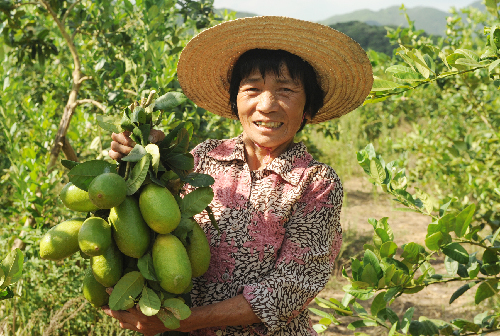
[177,16,373,124]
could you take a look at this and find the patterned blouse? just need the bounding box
[188,135,343,336]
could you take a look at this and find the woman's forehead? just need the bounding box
[240,66,302,85]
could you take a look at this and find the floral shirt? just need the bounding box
[188,135,343,336]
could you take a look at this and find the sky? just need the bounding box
[213,0,478,21]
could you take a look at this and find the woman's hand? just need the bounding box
[109,129,165,161]
[102,304,170,336]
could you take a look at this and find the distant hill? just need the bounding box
[214,1,485,37]
[214,8,257,19]
[329,21,397,55]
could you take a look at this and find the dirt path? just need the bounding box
[309,177,492,335]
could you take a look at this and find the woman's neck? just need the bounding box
[241,134,294,171]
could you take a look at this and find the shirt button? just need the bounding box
[222,273,229,280]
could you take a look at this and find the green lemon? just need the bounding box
[83,266,109,307]
[186,222,211,278]
[91,243,123,287]
[60,182,98,212]
[152,234,192,294]
[108,196,150,259]
[40,218,85,261]
[139,184,181,234]
[88,173,127,209]
[78,217,112,256]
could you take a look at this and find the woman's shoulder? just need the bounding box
[306,158,342,187]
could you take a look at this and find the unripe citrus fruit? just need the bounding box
[59,182,98,212]
[91,243,123,287]
[83,266,109,307]
[139,184,181,234]
[40,218,85,261]
[186,222,211,278]
[88,173,127,209]
[78,217,112,256]
[152,234,192,294]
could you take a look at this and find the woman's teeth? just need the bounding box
[254,121,282,128]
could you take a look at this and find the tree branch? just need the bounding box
[77,76,92,85]
[74,99,106,113]
[62,0,81,25]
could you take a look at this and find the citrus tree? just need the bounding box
[312,2,500,335]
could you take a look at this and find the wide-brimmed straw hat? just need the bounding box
[177,16,373,124]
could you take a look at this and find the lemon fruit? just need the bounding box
[152,234,192,294]
[139,184,181,234]
[88,173,127,209]
[40,218,85,261]
[91,243,123,287]
[186,222,211,278]
[78,217,112,256]
[83,266,109,307]
[108,196,150,258]
[59,182,98,212]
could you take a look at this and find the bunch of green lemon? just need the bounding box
[40,172,210,321]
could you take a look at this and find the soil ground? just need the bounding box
[308,177,497,336]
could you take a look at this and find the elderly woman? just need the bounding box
[105,16,372,336]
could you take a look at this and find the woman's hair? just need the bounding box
[228,49,325,132]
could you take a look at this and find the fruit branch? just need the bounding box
[39,0,84,169]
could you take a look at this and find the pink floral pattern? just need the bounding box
[243,209,285,261]
[188,135,343,336]
[203,231,238,283]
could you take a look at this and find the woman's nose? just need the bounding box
[256,91,278,113]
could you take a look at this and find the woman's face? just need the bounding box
[236,66,307,151]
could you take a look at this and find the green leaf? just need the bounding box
[159,123,185,149]
[415,188,434,215]
[131,106,146,124]
[370,292,386,316]
[96,115,120,134]
[122,144,147,162]
[379,242,397,258]
[371,78,406,91]
[153,92,187,111]
[309,308,338,325]
[401,242,424,264]
[137,253,158,281]
[475,279,500,304]
[488,59,500,73]
[401,307,414,334]
[164,153,194,171]
[138,287,161,316]
[455,49,480,62]
[109,271,145,310]
[343,285,375,300]
[385,65,417,74]
[180,187,214,218]
[408,50,431,78]
[347,319,378,330]
[312,324,328,333]
[182,173,215,187]
[450,281,480,304]
[61,160,79,170]
[409,320,440,336]
[145,144,160,174]
[444,256,459,276]
[442,243,469,264]
[121,110,134,131]
[0,287,15,301]
[126,154,151,195]
[451,318,481,333]
[68,160,116,191]
[172,217,196,246]
[377,307,399,326]
[446,53,466,67]
[369,158,386,184]
[363,249,383,279]
[393,71,423,82]
[374,228,390,244]
[361,264,378,287]
[163,298,191,320]
[455,58,483,67]
[454,204,475,238]
[0,249,23,290]
[425,232,442,251]
[157,309,180,329]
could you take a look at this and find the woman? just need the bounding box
[105,16,372,336]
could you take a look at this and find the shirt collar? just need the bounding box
[207,134,313,186]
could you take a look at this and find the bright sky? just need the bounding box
[213,0,478,21]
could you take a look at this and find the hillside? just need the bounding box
[215,1,484,36]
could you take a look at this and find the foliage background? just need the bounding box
[0,0,499,334]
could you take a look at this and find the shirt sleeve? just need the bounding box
[240,168,343,335]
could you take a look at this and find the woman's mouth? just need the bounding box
[254,121,283,129]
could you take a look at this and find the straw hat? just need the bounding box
[177,16,373,124]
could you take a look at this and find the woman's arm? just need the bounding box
[102,294,260,335]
